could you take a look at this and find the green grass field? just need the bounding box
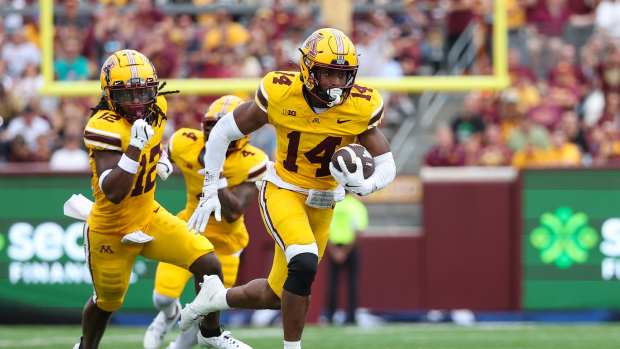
[0,324,618,349]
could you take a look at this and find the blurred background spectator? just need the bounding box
[421,0,620,169]
[49,129,89,171]
[325,194,368,325]
[55,38,90,81]
[425,125,466,167]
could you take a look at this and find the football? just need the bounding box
[331,144,375,179]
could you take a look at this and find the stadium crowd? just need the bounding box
[425,0,620,168]
[0,0,441,168]
[0,0,618,170]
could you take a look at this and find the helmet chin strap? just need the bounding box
[326,88,343,107]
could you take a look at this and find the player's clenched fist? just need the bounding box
[130,119,154,150]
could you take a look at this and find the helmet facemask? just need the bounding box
[301,52,358,108]
[107,79,158,124]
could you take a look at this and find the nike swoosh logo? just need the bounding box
[337,119,352,124]
[153,207,160,213]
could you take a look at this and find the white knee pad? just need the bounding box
[284,243,318,263]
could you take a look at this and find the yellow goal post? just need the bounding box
[39,0,509,96]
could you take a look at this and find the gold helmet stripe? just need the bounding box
[221,96,235,114]
[330,28,345,55]
[125,50,139,80]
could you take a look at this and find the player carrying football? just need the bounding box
[180,28,396,349]
[143,96,267,349]
[75,50,249,349]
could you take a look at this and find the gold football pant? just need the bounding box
[85,206,213,312]
[258,182,333,297]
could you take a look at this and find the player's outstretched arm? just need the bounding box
[188,101,268,232]
[218,182,258,222]
[201,101,268,180]
[94,119,154,204]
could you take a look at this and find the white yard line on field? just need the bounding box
[0,334,139,348]
[0,328,283,348]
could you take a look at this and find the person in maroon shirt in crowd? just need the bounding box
[548,61,583,112]
[528,87,565,129]
[141,19,180,79]
[166,96,205,130]
[528,0,572,37]
[55,0,92,30]
[508,48,537,83]
[478,91,501,124]
[125,0,165,50]
[548,43,586,95]
[564,0,597,54]
[80,4,117,66]
[425,125,466,166]
[598,92,620,126]
[597,44,620,97]
[54,0,93,47]
[131,0,165,28]
[444,0,475,69]
[478,124,513,166]
[527,0,573,78]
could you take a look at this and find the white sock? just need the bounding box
[152,292,178,318]
[283,340,301,349]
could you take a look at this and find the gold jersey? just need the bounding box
[255,71,384,190]
[83,96,168,235]
[169,127,268,251]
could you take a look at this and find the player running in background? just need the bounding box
[180,28,396,349]
[75,50,249,349]
[143,96,268,349]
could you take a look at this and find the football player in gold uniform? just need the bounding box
[180,29,396,349]
[143,96,268,349]
[75,50,249,349]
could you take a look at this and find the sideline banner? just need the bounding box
[0,174,194,314]
[522,169,620,309]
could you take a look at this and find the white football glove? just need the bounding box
[129,119,154,150]
[156,150,173,180]
[197,169,228,188]
[329,156,374,196]
[187,172,221,233]
[329,160,348,186]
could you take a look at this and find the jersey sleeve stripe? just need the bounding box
[85,127,122,139]
[247,163,268,182]
[83,139,123,151]
[84,130,122,148]
[368,105,384,127]
[255,80,268,112]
